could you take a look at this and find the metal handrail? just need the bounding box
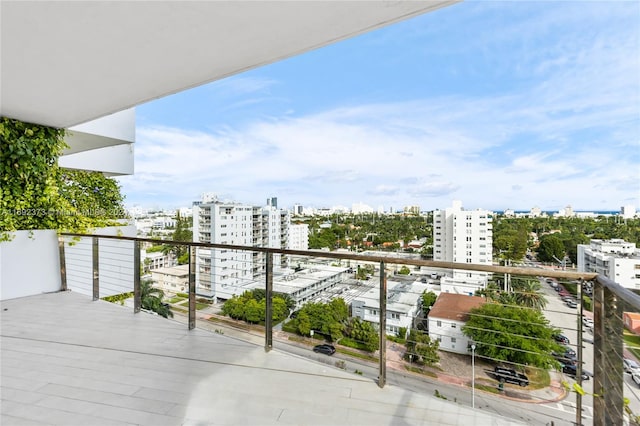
[59,232,637,425]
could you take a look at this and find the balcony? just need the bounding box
[2,233,640,426]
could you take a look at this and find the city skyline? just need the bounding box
[117,1,640,212]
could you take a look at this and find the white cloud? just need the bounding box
[119,2,639,212]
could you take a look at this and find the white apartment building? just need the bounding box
[212,263,348,307]
[351,280,429,336]
[289,224,309,251]
[192,195,289,299]
[577,239,640,290]
[141,249,176,273]
[432,201,493,291]
[428,293,485,354]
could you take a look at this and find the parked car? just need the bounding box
[624,358,640,374]
[554,334,570,345]
[493,366,529,387]
[632,372,640,387]
[313,344,336,356]
[562,364,591,381]
[552,351,576,366]
[566,300,578,309]
[582,316,594,328]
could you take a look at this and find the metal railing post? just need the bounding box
[593,278,624,426]
[265,252,273,352]
[58,236,67,291]
[576,280,583,426]
[188,245,196,330]
[92,236,99,301]
[133,240,141,313]
[378,261,387,388]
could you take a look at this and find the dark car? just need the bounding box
[563,364,590,380]
[552,351,576,366]
[313,344,336,355]
[554,334,570,345]
[493,366,529,387]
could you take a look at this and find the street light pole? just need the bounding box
[471,344,476,409]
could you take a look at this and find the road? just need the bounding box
[169,307,588,425]
[539,275,640,422]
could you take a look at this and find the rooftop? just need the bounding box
[1,291,520,426]
[428,293,486,322]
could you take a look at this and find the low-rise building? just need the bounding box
[351,280,429,337]
[214,263,348,309]
[428,293,485,355]
[150,264,189,294]
[142,249,176,272]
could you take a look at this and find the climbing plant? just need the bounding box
[0,117,126,240]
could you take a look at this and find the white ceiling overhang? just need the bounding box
[1,1,457,129]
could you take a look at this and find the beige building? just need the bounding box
[150,265,189,294]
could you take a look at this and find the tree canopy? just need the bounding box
[462,303,562,369]
[405,329,440,366]
[221,289,292,324]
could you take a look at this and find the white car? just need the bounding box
[624,358,640,374]
[633,372,640,387]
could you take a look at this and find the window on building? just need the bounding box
[451,323,456,328]
[451,337,457,343]
[437,320,442,327]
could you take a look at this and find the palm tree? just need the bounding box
[140,279,173,318]
[511,279,547,311]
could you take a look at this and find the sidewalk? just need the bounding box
[385,340,567,404]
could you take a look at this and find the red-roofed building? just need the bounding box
[428,293,485,354]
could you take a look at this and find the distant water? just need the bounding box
[501,211,620,215]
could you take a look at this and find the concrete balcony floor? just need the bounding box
[1,291,523,425]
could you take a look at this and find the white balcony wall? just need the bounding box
[0,230,62,300]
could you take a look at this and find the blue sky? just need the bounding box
[119,1,640,213]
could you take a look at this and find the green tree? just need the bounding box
[421,291,437,311]
[140,279,173,318]
[405,329,440,366]
[537,234,566,263]
[289,298,348,341]
[244,299,263,323]
[220,289,291,324]
[511,279,547,310]
[345,317,379,352]
[163,212,192,264]
[462,303,561,368]
[398,265,410,275]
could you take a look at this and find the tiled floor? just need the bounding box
[1,291,523,425]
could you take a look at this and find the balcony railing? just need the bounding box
[59,232,640,426]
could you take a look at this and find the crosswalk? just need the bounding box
[542,401,593,419]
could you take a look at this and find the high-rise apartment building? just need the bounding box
[577,239,640,290]
[433,201,493,293]
[192,195,290,299]
[289,224,309,251]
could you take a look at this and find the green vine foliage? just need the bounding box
[0,117,127,240]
